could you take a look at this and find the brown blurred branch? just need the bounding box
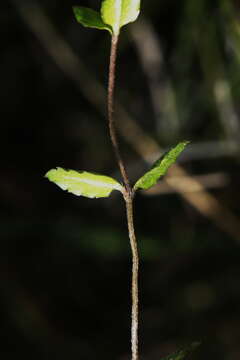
[129,19,180,142]
[145,172,229,195]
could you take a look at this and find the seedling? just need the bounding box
[46,1,197,359]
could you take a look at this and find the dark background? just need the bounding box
[2,0,240,358]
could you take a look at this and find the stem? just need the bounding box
[108,34,131,192]
[125,192,139,360]
[107,34,139,359]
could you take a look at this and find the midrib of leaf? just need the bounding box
[61,175,122,190]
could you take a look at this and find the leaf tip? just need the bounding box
[72,5,81,21]
[45,167,59,179]
[45,168,55,180]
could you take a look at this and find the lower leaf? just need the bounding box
[45,167,123,198]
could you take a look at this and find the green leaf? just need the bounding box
[45,167,123,198]
[101,0,141,35]
[160,342,200,360]
[119,0,141,28]
[134,141,189,191]
[73,6,112,33]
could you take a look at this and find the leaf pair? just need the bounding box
[45,142,189,199]
[73,0,141,36]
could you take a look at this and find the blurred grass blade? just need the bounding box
[160,342,201,360]
[73,6,112,33]
[134,141,189,191]
[45,167,123,198]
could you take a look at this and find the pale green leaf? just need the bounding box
[134,141,189,191]
[120,0,141,28]
[101,0,141,35]
[73,6,112,33]
[45,167,123,198]
[160,342,200,360]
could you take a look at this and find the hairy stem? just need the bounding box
[125,191,139,360]
[108,34,131,192]
[107,34,139,359]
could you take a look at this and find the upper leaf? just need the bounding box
[134,141,189,191]
[45,167,123,198]
[159,342,200,360]
[73,6,112,33]
[101,0,141,35]
[120,0,141,28]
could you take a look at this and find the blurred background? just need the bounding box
[2,0,240,358]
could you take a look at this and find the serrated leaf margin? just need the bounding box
[45,167,123,199]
